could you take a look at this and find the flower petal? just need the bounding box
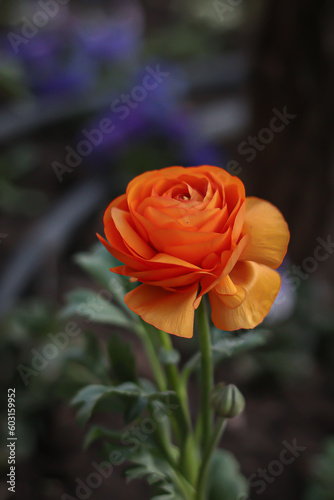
[241,197,290,269]
[111,208,156,259]
[124,284,199,338]
[149,228,231,266]
[211,285,246,310]
[209,261,281,330]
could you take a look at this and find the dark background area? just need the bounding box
[0,1,334,499]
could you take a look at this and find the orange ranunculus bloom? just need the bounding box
[98,166,290,338]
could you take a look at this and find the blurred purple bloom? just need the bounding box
[266,258,297,324]
[74,1,144,62]
[9,33,96,97]
[81,63,223,169]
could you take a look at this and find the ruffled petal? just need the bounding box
[149,228,231,266]
[209,261,281,330]
[124,284,199,338]
[241,197,290,269]
[111,207,156,259]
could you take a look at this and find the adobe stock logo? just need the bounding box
[237,439,307,500]
[283,235,334,291]
[61,397,179,500]
[7,0,70,54]
[224,106,297,177]
[52,65,169,183]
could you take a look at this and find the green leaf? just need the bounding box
[305,437,334,500]
[74,244,136,314]
[60,288,132,328]
[84,426,123,450]
[107,334,138,383]
[71,383,141,425]
[208,449,249,500]
[159,347,181,365]
[102,440,133,461]
[211,328,269,364]
[75,245,119,289]
[126,452,171,486]
[124,397,148,424]
[148,390,179,407]
[183,329,268,381]
[151,482,183,500]
[151,494,181,500]
[151,495,176,500]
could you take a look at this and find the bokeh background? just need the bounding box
[0,0,334,499]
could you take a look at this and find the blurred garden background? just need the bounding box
[0,0,334,499]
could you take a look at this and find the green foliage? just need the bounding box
[71,383,142,425]
[60,288,132,328]
[124,396,148,424]
[61,244,263,499]
[74,244,136,314]
[107,334,138,383]
[0,300,71,468]
[74,246,118,289]
[83,425,123,450]
[0,145,47,215]
[57,330,111,400]
[208,449,249,500]
[71,380,179,423]
[211,328,268,363]
[305,437,334,500]
[125,452,184,499]
[159,347,181,365]
[182,328,268,383]
[126,453,171,484]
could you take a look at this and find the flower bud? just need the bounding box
[211,383,245,418]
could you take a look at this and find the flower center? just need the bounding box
[178,194,190,201]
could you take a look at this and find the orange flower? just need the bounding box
[98,166,289,338]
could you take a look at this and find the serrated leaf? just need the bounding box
[60,288,132,328]
[71,382,141,425]
[208,449,249,500]
[107,334,138,383]
[151,480,183,500]
[126,453,171,486]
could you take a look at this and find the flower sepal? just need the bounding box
[211,383,245,419]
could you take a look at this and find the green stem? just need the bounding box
[171,469,196,500]
[159,331,198,485]
[196,418,227,500]
[148,403,195,500]
[196,299,214,455]
[149,403,178,467]
[136,322,167,392]
[160,331,191,426]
